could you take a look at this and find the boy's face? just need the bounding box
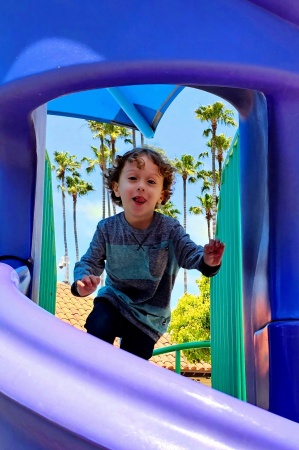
[113,155,165,228]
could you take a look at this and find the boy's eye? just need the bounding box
[148,180,156,185]
[128,176,137,181]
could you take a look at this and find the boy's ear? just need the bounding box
[158,190,165,205]
[113,182,120,197]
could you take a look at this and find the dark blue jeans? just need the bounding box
[85,297,156,360]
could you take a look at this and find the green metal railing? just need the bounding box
[152,341,211,374]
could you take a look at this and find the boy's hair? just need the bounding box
[105,147,176,207]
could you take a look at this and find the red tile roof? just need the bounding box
[55,281,94,331]
[55,282,211,378]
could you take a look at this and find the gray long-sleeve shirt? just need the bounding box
[72,212,220,341]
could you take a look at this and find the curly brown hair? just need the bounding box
[105,147,176,207]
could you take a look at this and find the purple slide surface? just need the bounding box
[1,262,298,449]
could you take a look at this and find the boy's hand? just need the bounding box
[203,239,225,267]
[76,275,101,296]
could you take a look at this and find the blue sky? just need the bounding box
[46,86,238,309]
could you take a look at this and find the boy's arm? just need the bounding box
[171,222,225,276]
[199,238,225,277]
[71,275,101,297]
[203,238,225,265]
[71,224,106,296]
[198,258,221,277]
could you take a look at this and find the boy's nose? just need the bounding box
[137,181,145,191]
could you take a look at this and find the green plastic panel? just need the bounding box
[39,153,57,314]
[210,132,246,401]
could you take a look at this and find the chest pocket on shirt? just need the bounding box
[149,242,169,278]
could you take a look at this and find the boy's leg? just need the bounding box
[120,319,156,360]
[85,297,121,344]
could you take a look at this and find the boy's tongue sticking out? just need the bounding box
[133,196,146,204]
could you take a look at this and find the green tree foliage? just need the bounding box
[172,154,203,292]
[83,121,111,219]
[105,124,132,215]
[52,151,81,284]
[169,276,211,363]
[156,201,180,219]
[190,193,216,240]
[195,102,236,236]
[207,134,232,189]
[84,121,132,218]
[66,174,94,262]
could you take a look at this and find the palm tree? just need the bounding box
[190,193,214,240]
[66,174,94,261]
[105,124,132,165]
[52,151,81,284]
[107,188,111,218]
[207,134,232,189]
[82,144,110,219]
[194,151,211,193]
[195,102,236,236]
[84,121,111,219]
[105,124,132,214]
[132,129,136,147]
[144,144,167,157]
[172,154,203,292]
[172,154,203,231]
[157,201,181,219]
[198,168,221,194]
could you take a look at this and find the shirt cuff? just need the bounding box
[71,281,81,297]
[199,258,221,277]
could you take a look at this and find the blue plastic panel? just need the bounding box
[268,321,299,422]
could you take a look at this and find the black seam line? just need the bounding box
[131,232,152,251]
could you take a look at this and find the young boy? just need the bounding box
[71,147,225,360]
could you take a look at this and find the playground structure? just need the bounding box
[1,0,299,447]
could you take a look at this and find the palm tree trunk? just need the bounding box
[184,268,187,293]
[73,195,79,262]
[218,157,222,190]
[141,133,144,147]
[183,177,187,231]
[211,121,217,238]
[207,218,211,240]
[111,141,117,215]
[107,189,111,217]
[132,129,136,147]
[102,172,106,219]
[183,177,187,292]
[61,177,70,284]
[99,137,106,219]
